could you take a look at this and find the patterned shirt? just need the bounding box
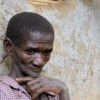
[0,76,60,100]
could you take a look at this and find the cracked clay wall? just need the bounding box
[0,0,100,100]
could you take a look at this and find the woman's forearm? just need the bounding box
[59,87,70,100]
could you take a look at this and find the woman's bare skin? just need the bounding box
[16,76,70,100]
[5,31,70,100]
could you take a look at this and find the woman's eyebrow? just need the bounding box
[25,48,39,52]
[25,48,53,52]
[44,48,53,52]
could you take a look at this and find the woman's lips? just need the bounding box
[30,67,42,72]
[33,68,41,72]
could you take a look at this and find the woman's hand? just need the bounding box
[26,76,70,100]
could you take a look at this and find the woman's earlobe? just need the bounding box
[4,38,13,56]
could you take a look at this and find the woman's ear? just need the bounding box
[4,38,13,56]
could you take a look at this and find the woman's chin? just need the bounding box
[27,71,41,78]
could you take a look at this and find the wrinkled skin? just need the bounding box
[26,76,69,100]
[4,32,70,100]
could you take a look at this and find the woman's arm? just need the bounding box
[16,76,70,100]
[26,76,70,100]
[59,86,70,100]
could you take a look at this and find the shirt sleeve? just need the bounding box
[0,91,9,100]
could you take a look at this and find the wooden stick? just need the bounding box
[32,0,49,2]
[29,0,62,5]
[16,77,33,83]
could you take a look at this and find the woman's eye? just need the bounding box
[26,49,34,55]
[44,50,51,56]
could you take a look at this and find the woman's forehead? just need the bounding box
[18,32,54,48]
[23,32,54,42]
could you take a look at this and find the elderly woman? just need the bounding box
[0,12,70,100]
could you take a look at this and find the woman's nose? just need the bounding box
[32,53,45,68]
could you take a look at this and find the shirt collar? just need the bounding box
[0,76,27,93]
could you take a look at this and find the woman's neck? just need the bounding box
[9,63,24,79]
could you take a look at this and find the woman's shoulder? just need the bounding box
[0,76,12,93]
[0,76,16,99]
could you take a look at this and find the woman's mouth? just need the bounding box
[33,68,42,72]
[29,66,42,72]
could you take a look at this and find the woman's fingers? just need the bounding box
[27,82,42,94]
[16,76,62,99]
[27,78,40,88]
[31,87,60,99]
[32,87,45,99]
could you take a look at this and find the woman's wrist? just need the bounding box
[59,82,67,92]
[59,82,70,100]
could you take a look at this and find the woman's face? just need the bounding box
[12,32,54,78]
